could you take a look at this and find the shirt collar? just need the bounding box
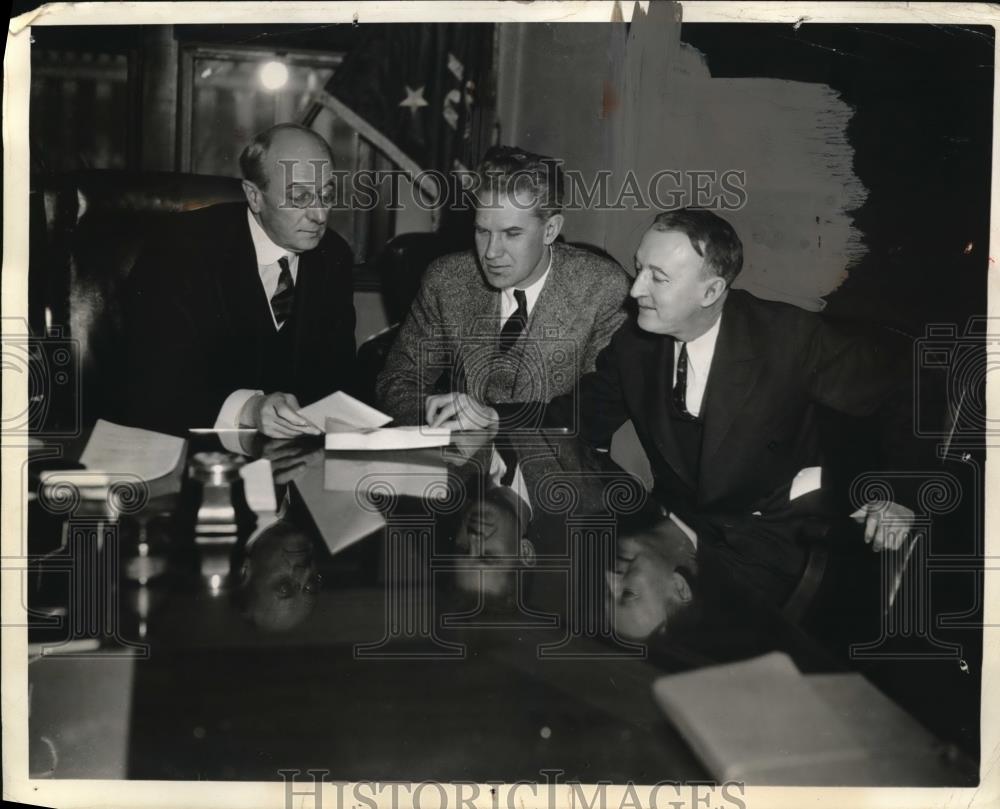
[502,245,553,314]
[247,208,291,266]
[678,310,723,369]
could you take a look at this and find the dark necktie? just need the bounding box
[494,436,519,487]
[498,289,528,353]
[271,256,295,329]
[673,342,695,419]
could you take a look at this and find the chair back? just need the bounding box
[30,171,244,427]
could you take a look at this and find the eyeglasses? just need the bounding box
[282,186,339,209]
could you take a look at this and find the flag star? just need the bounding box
[399,85,429,110]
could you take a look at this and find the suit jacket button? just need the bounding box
[767,440,778,450]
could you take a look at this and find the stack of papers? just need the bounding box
[296,392,452,450]
[651,652,953,785]
[325,425,451,451]
[39,420,187,498]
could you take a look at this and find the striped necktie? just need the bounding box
[271,256,295,329]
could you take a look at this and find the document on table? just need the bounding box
[39,419,186,490]
[652,652,863,784]
[651,651,956,786]
[297,391,393,432]
[324,425,451,451]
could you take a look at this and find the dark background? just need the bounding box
[681,23,993,335]
[20,20,994,331]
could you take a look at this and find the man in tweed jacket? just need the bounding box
[376,146,630,428]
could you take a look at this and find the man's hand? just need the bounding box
[425,393,499,431]
[242,392,322,439]
[850,499,919,552]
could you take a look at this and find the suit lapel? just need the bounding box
[467,260,500,337]
[646,336,697,490]
[523,245,570,339]
[698,293,761,495]
[215,210,273,378]
[290,243,319,386]
[511,246,570,398]
[459,258,501,394]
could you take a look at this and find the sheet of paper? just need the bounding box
[73,419,186,481]
[293,466,386,556]
[297,391,393,432]
[325,426,451,451]
[324,452,450,500]
[789,466,822,501]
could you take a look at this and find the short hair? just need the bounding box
[649,208,744,286]
[475,145,564,221]
[238,123,334,190]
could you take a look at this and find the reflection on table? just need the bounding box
[24,428,977,785]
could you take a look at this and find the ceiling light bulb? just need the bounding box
[259,61,289,91]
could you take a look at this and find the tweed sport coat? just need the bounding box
[376,242,631,425]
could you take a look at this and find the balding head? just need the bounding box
[239,123,335,190]
[239,124,337,252]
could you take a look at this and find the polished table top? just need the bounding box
[24,428,973,784]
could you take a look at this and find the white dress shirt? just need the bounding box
[213,210,301,440]
[499,246,553,323]
[672,312,723,418]
[248,210,299,329]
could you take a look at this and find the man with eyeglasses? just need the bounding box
[123,123,357,436]
[232,516,323,633]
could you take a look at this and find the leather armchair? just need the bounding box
[30,171,244,428]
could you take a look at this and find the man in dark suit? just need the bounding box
[502,208,921,605]
[376,146,630,430]
[123,123,356,437]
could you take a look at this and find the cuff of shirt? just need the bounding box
[215,389,262,454]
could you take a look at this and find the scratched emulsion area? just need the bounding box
[602,2,865,311]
